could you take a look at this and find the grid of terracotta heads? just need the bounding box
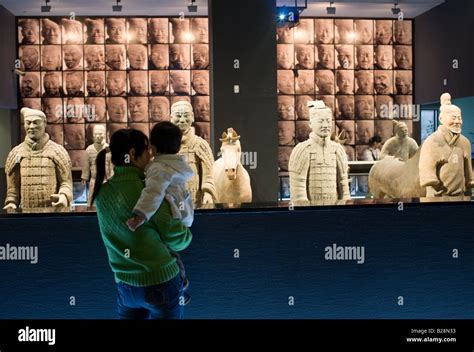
[17,17,210,169]
[277,18,413,173]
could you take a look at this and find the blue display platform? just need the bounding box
[0,199,473,319]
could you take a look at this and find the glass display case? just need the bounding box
[348,161,375,198]
[5,14,473,213]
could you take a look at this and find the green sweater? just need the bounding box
[95,166,192,287]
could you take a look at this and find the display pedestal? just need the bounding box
[0,200,473,318]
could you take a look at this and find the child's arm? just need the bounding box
[127,163,172,231]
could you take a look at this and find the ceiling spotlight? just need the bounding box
[391,3,401,15]
[326,2,336,15]
[112,0,122,12]
[188,0,198,12]
[41,0,51,13]
[276,5,300,28]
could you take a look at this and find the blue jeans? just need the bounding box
[116,275,184,319]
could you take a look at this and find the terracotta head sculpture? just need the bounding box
[61,19,82,43]
[393,120,409,138]
[93,125,106,145]
[220,128,240,143]
[308,100,333,138]
[219,128,241,180]
[19,19,39,44]
[85,18,105,44]
[23,107,47,142]
[170,101,194,133]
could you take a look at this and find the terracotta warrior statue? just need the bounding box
[4,108,73,209]
[170,101,216,205]
[81,125,113,206]
[369,93,474,199]
[379,120,418,161]
[289,100,350,203]
[419,93,474,196]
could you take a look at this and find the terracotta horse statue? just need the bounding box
[212,128,252,203]
[368,148,426,199]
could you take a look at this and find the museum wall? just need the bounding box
[453,97,474,151]
[0,109,13,168]
[0,6,18,109]
[210,0,279,202]
[414,0,474,103]
[0,108,13,205]
[0,109,9,204]
[0,6,19,180]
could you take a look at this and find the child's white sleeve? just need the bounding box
[133,163,172,221]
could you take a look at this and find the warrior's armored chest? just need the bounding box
[19,150,58,208]
[179,144,201,201]
[307,143,338,201]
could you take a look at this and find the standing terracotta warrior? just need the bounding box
[4,108,72,209]
[289,100,350,202]
[419,93,474,197]
[81,125,113,206]
[170,101,216,205]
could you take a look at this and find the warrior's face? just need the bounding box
[93,126,106,145]
[87,74,104,95]
[25,116,46,141]
[21,21,39,44]
[395,124,408,138]
[22,48,39,70]
[310,110,332,138]
[171,104,194,133]
[441,108,462,134]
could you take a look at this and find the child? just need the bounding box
[126,122,194,299]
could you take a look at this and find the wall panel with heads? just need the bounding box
[277,18,413,181]
[17,16,211,169]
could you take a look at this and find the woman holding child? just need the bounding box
[92,126,192,319]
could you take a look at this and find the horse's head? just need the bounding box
[220,128,241,180]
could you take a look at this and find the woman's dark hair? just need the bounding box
[91,129,149,204]
[368,135,382,147]
[150,121,182,154]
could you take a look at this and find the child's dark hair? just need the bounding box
[368,135,382,146]
[150,121,182,154]
[91,129,149,204]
